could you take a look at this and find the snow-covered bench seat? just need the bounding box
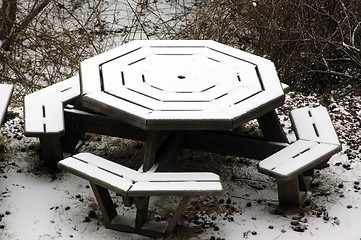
[24,76,81,165]
[58,152,223,237]
[0,84,13,126]
[24,76,80,137]
[23,76,148,166]
[258,106,341,206]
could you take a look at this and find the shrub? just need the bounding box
[181,0,361,93]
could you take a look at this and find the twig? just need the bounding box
[54,1,99,54]
[2,0,52,50]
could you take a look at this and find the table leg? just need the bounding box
[90,183,117,226]
[39,137,63,167]
[257,110,288,143]
[143,131,162,171]
[143,131,184,172]
[135,197,150,230]
[277,177,300,207]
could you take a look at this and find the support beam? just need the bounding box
[258,110,288,143]
[90,183,117,225]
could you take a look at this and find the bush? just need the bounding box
[1,0,359,98]
[0,0,193,102]
[180,0,361,93]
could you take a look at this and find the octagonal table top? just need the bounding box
[80,40,286,130]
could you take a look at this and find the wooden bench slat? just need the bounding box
[228,90,284,122]
[58,151,223,237]
[58,157,133,194]
[24,76,80,136]
[80,43,146,94]
[202,48,263,89]
[128,181,223,197]
[82,92,151,119]
[73,153,140,179]
[258,140,340,180]
[24,96,65,135]
[258,140,315,170]
[147,109,230,121]
[271,143,339,180]
[136,172,220,182]
[210,87,261,106]
[59,153,223,196]
[34,76,80,103]
[290,106,339,145]
[308,107,339,145]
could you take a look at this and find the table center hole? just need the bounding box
[177,75,186,79]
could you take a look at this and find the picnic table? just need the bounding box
[24,40,341,237]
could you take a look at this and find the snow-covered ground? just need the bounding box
[0,89,360,240]
[1,1,360,239]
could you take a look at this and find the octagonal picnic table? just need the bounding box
[80,40,289,171]
[24,40,341,236]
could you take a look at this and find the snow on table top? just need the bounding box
[80,40,285,130]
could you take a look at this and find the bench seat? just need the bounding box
[258,140,340,181]
[258,106,341,206]
[58,152,222,237]
[24,75,80,137]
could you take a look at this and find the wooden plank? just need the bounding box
[271,143,340,179]
[136,172,220,182]
[155,101,214,111]
[90,183,118,225]
[143,131,162,172]
[257,110,288,143]
[24,96,65,136]
[81,92,149,129]
[135,197,150,230]
[201,48,263,89]
[311,107,339,144]
[277,177,300,207]
[291,107,339,145]
[128,181,223,197]
[34,76,80,103]
[42,99,65,133]
[145,72,217,93]
[80,42,144,94]
[39,137,63,166]
[126,82,166,99]
[73,153,140,179]
[58,157,133,194]
[259,140,315,170]
[145,109,232,131]
[24,95,45,135]
[105,87,160,110]
[164,196,191,235]
[24,76,80,136]
[183,131,286,160]
[63,107,147,141]
[291,107,320,142]
[231,93,285,128]
[0,84,13,125]
[258,140,340,180]
[159,81,239,102]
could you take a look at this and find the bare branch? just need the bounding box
[1,0,52,50]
